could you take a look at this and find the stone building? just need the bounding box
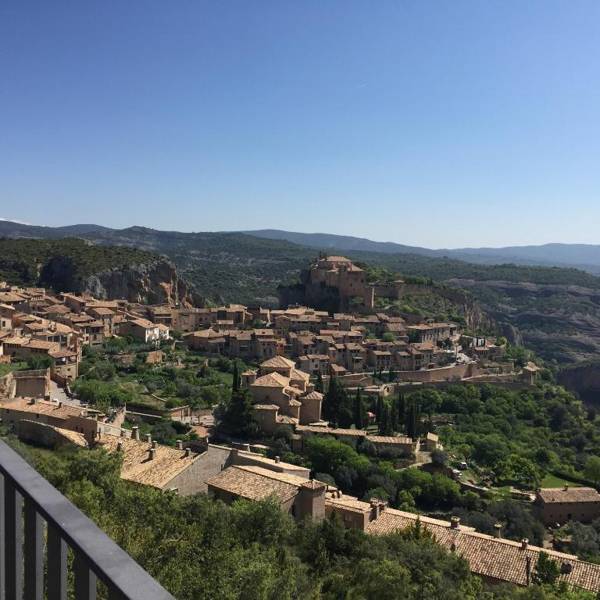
[536,487,600,526]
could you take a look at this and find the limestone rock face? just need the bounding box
[79,259,196,306]
[37,252,197,306]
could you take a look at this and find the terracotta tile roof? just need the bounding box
[366,435,415,445]
[290,368,310,382]
[207,465,301,503]
[98,435,201,489]
[53,426,88,447]
[235,450,309,472]
[260,356,295,369]
[360,505,600,592]
[302,391,324,401]
[538,487,600,504]
[252,372,289,388]
[296,425,366,437]
[1,398,86,420]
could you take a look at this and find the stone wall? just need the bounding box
[167,444,233,495]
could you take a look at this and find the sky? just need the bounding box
[1,1,599,248]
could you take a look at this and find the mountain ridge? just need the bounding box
[3,220,600,272]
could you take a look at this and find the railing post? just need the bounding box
[47,523,67,600]
[24,498,44,600]
[0,475,5,600]
[74,553,97,600]
[4,479,23,599]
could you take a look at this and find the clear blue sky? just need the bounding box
[1,1,599,248]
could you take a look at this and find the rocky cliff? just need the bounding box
[448,279,600,363]
[558,362,600,405]
[0,238,199,306]
[78,258,197,306]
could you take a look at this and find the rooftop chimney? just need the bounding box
[149,448,155,460]
[151,440,157,449]
[176,440,183,450]
[563,484,569,491]
[450,516,460,530]
[146,433,152,444]
[494,523,502,539]
[274,456,281,463]
[117,441,123,452]
[184,448,191,457]
[132,425,140,441]
[57,401,62,408]
[370,498,381,520]
[521,538,529,550]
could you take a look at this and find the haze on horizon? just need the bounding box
[2,1,599,248]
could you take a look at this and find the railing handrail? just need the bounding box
[0,439,175,599]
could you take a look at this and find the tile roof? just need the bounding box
[207,465,302,503]
[260,356,295,369]
[98,435,201,489]
[538,487,600,504]
[361,505,600,592]
[1,398,86,420]
[252,372,290,388]
[323,492,600,592]
[366,435,415,445]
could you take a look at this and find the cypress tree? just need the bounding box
[315,372,324,393]
[390,396,398,433]
[323,376,341,423]
[376,395,384,423]
[397,392,406,433]
[379,401,393,436]
[353,388,364,429]
[406,397,420,440]
[232,361,240,392]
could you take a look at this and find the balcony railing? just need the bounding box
[0,439,175,599]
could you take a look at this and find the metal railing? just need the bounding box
[0,439,175,599]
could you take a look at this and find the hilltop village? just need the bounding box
[2,256,600,594]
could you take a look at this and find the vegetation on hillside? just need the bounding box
[0,238,157,288]
[3,436,593,599]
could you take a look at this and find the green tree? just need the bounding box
[353,388,366,430]
[390,396,399,432]
[584,456,600,486]
[379,402,393,436]
[405,397,420,439]
[533,551,560,586]
[231,360,240,392]
[315,372,324,393]
[221,388,255,437]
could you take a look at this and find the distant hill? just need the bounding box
[246,229,600,274]
[245,229,439,257]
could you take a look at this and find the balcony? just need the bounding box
[0,439,174,599]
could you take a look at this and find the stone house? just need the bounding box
[536,487,600,526]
